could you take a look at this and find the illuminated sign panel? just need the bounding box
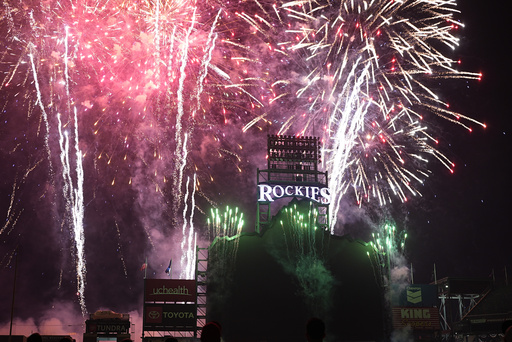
[143,304,196,331]
[257,184,330,204]
[144,279,196,302]
[392,307,441,330]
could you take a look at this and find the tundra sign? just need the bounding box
[86,321,130,334]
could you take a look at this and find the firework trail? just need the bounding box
[180,173,198,280]
[57,109,87,315]
[238,0,485,231]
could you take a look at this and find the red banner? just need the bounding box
[145,279,196,303]
[392,307,441,330]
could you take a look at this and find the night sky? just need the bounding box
[344,0,510,284]
[1,0,511,341]
[400,0,511,283]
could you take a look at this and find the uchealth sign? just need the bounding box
[392,307,441,330]
[144,304,196,331]
[258,184,330,204]
[145,279,196,302]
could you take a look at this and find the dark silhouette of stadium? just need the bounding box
[206,198,385,342]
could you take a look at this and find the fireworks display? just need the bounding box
[0,0,486,328]
[1,0,261,316]
[207,205,245,269]
[208,205,245,240]
[280,202,321,257]
[368,221,408,286]
[236,0,485,229]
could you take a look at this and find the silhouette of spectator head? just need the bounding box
[164,337,178,342]
[27,333,42,342]
[200,321,222,342]
[503,320,512,342]
[306,317,325,342]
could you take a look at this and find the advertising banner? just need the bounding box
[392,307,441,330]
[391,284,438,307]
[143,303,196,331]
[144,279,196,302]
[85,320,130,334]
[257,184,330,204]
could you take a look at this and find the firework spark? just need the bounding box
[207,205,245,262]
[237,0,485,230]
